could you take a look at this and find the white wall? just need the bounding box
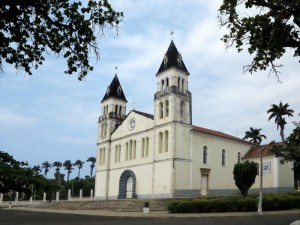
[190,131,254,191]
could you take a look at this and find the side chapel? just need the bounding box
[94,41,294,199]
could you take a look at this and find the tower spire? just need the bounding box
[101,74,127,103]
[156,40,189,75]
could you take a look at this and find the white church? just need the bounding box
[94,41,294,199]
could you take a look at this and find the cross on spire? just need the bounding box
[115,66,118,74]
[170,31,174,40]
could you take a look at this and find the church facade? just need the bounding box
[94,41,294,200]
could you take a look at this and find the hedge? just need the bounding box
[168,197,256,213]
[168,194,300,213]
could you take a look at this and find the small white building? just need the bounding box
[94,41,294,200]
[244,144,294,194]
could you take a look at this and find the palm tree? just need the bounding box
[267,101,294,142]
[243,127,266,144]
[53,161,62,184]
[41,161,51,178]
[74,159,84,179]
[32,165,42,175]
[53,161,62,174]
[87,157,96,178]
[63,160,74,182]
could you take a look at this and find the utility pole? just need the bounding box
[258,140,275,215]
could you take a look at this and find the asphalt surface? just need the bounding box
[1,208,299,225]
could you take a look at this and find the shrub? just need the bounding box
[262,195,294,211]
[168,197,256,213]
[168,194,300,213]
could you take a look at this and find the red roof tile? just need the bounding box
[192,125,252,144]
[243,142,282,159]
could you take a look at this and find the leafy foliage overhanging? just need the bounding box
[219,0,300,80]
[0,0,123,80]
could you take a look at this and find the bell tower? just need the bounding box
[98,74,127,142]
[154,40,192,125]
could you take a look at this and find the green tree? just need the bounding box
[32,165,42,175]
[53,161,62,174]
[74,159,84,179]
[271,126,300,182]
[0,0,123,80]
[87,157,96,178]
[53,161,62,185]
[267,101,294,142]
[63,160,74,182]
[65,176,95,197]
[233,161,258,197]
[218,1,300,79]
[41,161,52,178]
[243,127,266,144]
[0,151,33,195]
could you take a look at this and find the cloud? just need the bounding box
[0,108,37,128]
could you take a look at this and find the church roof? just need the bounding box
[192,125,251,144]
[101,74,127,103]
[157,40,189,75]
[132,110,154,120]
[243,142,281,159]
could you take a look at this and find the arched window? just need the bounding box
[119,106,122,117]
[117,86,122,96]
[178,77,181,90]
[118,144,121,162]
[237,152,241,163]
[203,146,208,164]
[180,101,185,117]
[161,80,164,93]
[115,145,118,163]
[165,100,169,117]
[182,79,185,92]
[164,55,168,67]
[115,105,118,115]
[129,140,133,160]
[141,138,145,158]
[222,149,226,166]
[133,140,136,159]
[159,132,163,153]
[103,122,107,138]
[125,142,128,161]
[146,137,149,157]
[164,131,169,152]
[166,78,169,88]
[159,102,164,119]
[177,53,182,65]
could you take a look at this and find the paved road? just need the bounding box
[1,209,299,225]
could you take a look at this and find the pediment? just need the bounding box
[112,110,154,139]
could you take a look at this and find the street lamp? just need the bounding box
[258,140,275,215]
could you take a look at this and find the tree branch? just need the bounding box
[0,0,39,7]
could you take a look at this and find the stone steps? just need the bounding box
[32,199,175,212]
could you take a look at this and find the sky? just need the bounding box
[1,0,300,179]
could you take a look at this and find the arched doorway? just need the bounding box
[118,170,137,199]
[126,177,133,198]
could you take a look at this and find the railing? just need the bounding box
[154,86,191,99]
[99,113,126,122]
